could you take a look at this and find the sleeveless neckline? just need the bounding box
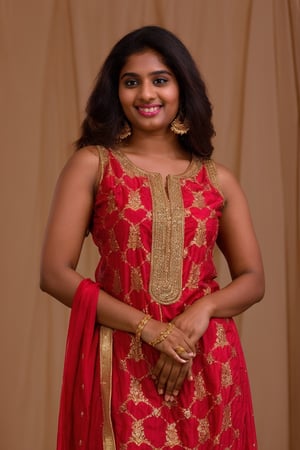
[113,149,201,179]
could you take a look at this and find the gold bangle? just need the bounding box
[149,323,175,347]
[135,314,152,342]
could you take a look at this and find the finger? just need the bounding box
[187,363,193,381]
[157,341,191,363]
[156,358,173,395]
[174,345,194,360]
[152,354,166,380]
[171,363,191,397]
[164,364,182,400]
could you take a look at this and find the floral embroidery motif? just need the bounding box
[221,361,233,388]
[214,323,229,348]
[198,417,210,443]
[129,377,148,405]
[165,423,181,447]
[191,219,207,247]
[128,190,143,211]
[194,373,207,400]
[130,267,143,292]
[186,261,201,290]
[131,419,146,445]
[127,224,143,249]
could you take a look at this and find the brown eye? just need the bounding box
[124,79,138,87]
[153,78,168,85]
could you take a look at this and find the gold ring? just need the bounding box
[175,346,186,356]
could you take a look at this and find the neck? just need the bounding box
[123,130,185,158]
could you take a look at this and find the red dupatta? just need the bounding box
[56,279,103,450]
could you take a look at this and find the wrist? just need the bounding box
[173,298,214,343]
[197,295,215,318]
[135,314,152,342]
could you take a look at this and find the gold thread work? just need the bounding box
[135,314,152,342]
[113,150,201,305]
[99,327,116,449]
[148,175,185,304]
[149,323,175,347]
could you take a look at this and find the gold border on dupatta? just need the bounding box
[99,326,116,449]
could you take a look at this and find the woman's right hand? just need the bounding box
[142,319,196,363]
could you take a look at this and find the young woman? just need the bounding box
[40,26,264,450]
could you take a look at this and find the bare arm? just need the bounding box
[40,147,194,361]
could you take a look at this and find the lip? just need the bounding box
[135,104,162,117]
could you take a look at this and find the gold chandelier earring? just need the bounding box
[118,121,132,141]
[170,116,190,135]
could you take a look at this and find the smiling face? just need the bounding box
[118,50,180,135]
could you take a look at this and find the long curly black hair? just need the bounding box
[76,25,215,158]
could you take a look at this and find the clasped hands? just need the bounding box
[137,311,209,402]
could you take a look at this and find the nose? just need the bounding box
[138,80,155,102]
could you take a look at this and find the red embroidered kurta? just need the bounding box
[57,147,257,449]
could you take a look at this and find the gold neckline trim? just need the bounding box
[113,149,199,179]
[110,150,205,305]
[148,175,184,304]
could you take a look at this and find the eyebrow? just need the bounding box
[120,70,172,80]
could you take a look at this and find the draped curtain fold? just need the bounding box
[0,1,299,449]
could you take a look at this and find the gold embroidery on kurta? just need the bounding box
[128,190,143,211]
[198,417,210,443]
[203,286,212,296]
[119,359,127,371]
[106,191,117,213]
[183,408,192,419]
[194,373,207,400]
[215,393,223,405]
[192,190,205,208]
[186,261,201,289]
[153,407,160,417]
[96,145,109,186]
[131,267,143,292]
[234,428,240,439]
[206,352,215,364]
[149,175,185,304]
[129,377,148,405]
[128,224,143,249]
[131,419,146,445]
[221,362,233,387]
[222,404,232,430]
[165,423,181,447]
[113,150,202,305]
[96,151,245,450]
[215,323,229,348]
[191,220,206,247]
[128,337,144,361]
[203,159,225,200]
[214,436,221,445]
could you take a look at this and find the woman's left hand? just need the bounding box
[152,353,193,401]
[173,298,212,343]
[152,300,212,400]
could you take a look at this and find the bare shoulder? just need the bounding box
[213,161,244,200]
[59,146,101,185]
[65,146,99,169]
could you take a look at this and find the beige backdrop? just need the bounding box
[0,1,299,449]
